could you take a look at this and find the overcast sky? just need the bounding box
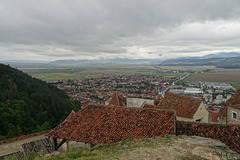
[0,0,240,61]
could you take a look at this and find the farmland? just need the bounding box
[185,72,240,82]
[20,65,240,91]
[21,65,185,82]
[162,66,240,82]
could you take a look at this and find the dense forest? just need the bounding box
[0,63,81,140]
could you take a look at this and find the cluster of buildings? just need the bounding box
[169,82,235,106]
[52,73,239,124]
[49,72,240,125]
[2,73,240,157]
[53,74,178,105]
[46,89,240,153]
[106,89,240,124]
[168,81,239,124]
[106,92,209,122]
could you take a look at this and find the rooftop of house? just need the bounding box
[65,110,76,120]
[46,104,175,144]
[209,110,218,122]
[219,106,227,118]
[108,92,126,106]
[226,88,240,110]
[142,104,156,109]
[156,92,202,118]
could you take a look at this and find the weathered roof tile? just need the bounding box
[47,104,175,144]
[226,88,240,110]
[156,92,202,118]
[109,92,126,106]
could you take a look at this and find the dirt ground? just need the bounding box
[112,136,240,160]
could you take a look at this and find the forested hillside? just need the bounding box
[0,63,81,140]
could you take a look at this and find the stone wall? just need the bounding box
[176,121,240,153]
[0,130,49,145]
[0,134,47,156]
[0,131,50,157]
[0,151,24,160]
[22,137,54,155]
[0,138,54,159]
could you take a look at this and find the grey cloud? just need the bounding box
[0,0,240,60]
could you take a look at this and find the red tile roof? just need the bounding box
[109,92,126,106]
[46,104,175,144]
[226,88,240,110]
[219,106,227,118]
[65,110,76,120]
[156,92,202,118]
[209,111,218,122]
[142,104,156,109]
[208,106,226,123]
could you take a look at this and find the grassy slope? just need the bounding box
[23,136,207,160]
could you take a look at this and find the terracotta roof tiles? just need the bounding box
[47,104,175,144]
[142,104,156,109]
[156,92,202,118]
[226,88,240,110]
[109,92,126,106]
[65,110,76,121]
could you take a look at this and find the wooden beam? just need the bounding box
[53,138,67,151]
[56,139,67,150]
[53,138,58,151]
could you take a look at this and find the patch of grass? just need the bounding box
[37,136,185,160]
[210,145,230,151]
[93,135,178,159]
[47,156,65,160]
[4,155,17,160]
[23,152,37,160]
[5,152,37,160]
[231,82,240,90]
[175,154,207,160]
[67,150,99,159]
[39,150,100,160]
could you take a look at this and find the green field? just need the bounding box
[21,65,186,82]
[160,65,216,70]
[21,65,240,85]
[162,65,240,83]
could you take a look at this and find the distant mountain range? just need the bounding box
[0,58,160,68]
[160,52,240,68]
[161,52,240,64]
[48,58,157,66]
[1,52,240,68]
